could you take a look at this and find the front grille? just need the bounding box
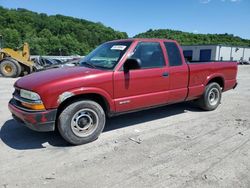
[13,88,20,96]
[12,88,22,106]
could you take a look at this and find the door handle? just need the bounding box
[162,72,169,77]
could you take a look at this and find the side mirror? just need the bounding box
[123,58,141,73]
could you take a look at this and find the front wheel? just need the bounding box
[58,100,106,145]
[198,82,222,111]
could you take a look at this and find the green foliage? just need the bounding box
[0,7,128,55]
[134,29,250,47]
[1,6,249,55]
[1,28,21,48]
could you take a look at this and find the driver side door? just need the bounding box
[113,41,170,112]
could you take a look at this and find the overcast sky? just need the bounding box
[1,0,249,39]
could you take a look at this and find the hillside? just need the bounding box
[0,7,128,55]
[1,7,250,56]
[134,29,250,47]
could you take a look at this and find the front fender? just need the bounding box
[57,87,115,112]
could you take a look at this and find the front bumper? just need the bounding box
[8,99,57,132]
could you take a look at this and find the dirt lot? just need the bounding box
[0,66,250,188]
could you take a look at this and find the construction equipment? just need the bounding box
[0,35,40,77]
[0,36,78,78]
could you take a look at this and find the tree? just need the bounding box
[1,28,21,48]
[134,29,250,47]
[0,6,128,55]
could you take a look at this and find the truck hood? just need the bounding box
[15,66,106,91]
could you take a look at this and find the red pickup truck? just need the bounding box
[8,38,238,145]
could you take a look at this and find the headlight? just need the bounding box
[19,89,45,110]
[20,89,41,101]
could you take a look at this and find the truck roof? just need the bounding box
[108,38,177,43]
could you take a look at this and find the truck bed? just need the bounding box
[186,61,238,100]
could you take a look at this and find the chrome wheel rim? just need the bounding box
[71,108,99,137]
[208,88,220,106]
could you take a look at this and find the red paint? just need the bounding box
[13,39,237,115]
[8,102,52,124]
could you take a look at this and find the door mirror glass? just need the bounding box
[123,58,141,73]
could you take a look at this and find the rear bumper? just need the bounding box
[8,99,57,132]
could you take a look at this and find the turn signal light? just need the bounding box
[21,102,45,110]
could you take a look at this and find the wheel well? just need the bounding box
[56,93,110,118]
[207,77,224,90]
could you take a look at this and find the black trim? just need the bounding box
[11,97,44,112]
[233,82,238,89]
[13,95,43,105]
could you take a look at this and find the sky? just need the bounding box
[0,0,249,39]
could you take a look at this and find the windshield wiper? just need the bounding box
[81,61,97,69]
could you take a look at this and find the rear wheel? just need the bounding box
[0,59,21,78]
[198,82,222,111]
[58,100,106,145]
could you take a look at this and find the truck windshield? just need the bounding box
[80,41,132,70]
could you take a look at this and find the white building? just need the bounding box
[181,45,250,62]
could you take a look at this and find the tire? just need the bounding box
[0,59,21,78]
[198,82,222,111]
[57,100,106,145]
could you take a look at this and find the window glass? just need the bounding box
[183,50,193,61]
[80,41,132,70]
[164,42,182,66]
[130,42,165,68]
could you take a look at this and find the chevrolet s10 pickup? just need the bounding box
[8,38,238,145]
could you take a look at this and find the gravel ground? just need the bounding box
[0,66,250,188]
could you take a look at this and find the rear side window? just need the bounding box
[131,42,165,68]
[183,50,193,61]
[164,42,182,66]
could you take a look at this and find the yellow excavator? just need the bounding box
[0,35,39,77]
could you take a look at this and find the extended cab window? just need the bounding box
[130,42,165,68]
[164,42,182,66]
